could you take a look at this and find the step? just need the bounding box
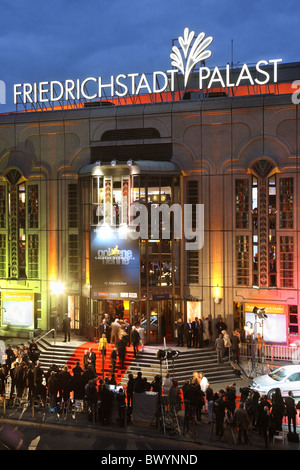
[35,338,238,388]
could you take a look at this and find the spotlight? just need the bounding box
[258,308,268,319]
[166,349,180,360]
[127,159,133,166]
[156,349,166,361]
[111,160,116,166]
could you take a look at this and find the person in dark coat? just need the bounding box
[88,348,97,373]
[100,382,114,425]
[110,347,117,375]
[72,361,85,399]
[29,339,40,365]
[175,317,184,347]
[131,327,140,357]
[213,389,227,438]
[284,391,297,433]
[117,338,126,369]
[126,373,135,408]
[134,372,145,393]
[5,345,15,372]
[231,331,240,363]
[62,314,71,342]
[60,366,72,402]
[123,320,131,346]
[256,394,271,433]
[47,371,59,407]
[85,379,98,414]
[82,365,96,387]
[260,405,275,449]
[192,318,200,347]
[225,384,236,418]
[271,388,285,431]
[198,318,204,348]
[185,319,193,348]
[215,316,227,336]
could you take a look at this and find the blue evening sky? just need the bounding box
[0,0,299,112]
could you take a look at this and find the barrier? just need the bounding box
[132,392,159,424]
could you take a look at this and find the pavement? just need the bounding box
[0,394,299,451]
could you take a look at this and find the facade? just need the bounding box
[0,62,299,345]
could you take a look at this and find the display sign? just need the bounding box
[90,226,139,300]
[11,28,282,106]
[245,303,287,344]
[187,301,201,321]
[2,292,34,328]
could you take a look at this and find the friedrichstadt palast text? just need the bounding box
[13,59,282,104]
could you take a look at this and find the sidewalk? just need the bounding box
[0,395,299,451]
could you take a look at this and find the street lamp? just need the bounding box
[213,284,222,304]
[49,281,66,333]
[50,281,65,296]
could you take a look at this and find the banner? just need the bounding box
[90,227,139,300]
[2,292,34,328]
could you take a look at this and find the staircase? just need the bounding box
[119,347,239,387]
[36,337,135,384]
[36,338,239,388]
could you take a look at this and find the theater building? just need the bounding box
[0,56,299,345]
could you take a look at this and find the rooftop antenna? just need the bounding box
[231,39,234,68]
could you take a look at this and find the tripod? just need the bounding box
[159,395,182,436]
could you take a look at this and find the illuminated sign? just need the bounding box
[244,303,286,315]
[244,303,287,344]
[12,28,282,105]
[90,227,139,300]
[2,292,34,328]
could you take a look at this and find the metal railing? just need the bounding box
[35,328,56,346]
[240,342,300,363]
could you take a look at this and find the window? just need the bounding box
[288,373,300,382]
[0,185,6,229]
[0,234,6,278]
[28,234,39,278]
[68,184,78,228]
[236,235,249,286]
[288,305,298,336]
[27,185,39,229]
[279,178,293,229]
[187,250,199,284]
[68,234,79,281]
[280,236,294,287]
[268,175,277,287]
[236,179,249,229]
[186,180,198,230]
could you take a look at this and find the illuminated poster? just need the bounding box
[187,301,201,321]
[90,227,139,300]
[245,303,287,344]
[2,292,34,328]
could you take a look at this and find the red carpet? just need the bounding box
[66,342,137,384]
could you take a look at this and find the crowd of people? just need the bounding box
[0,309,299,448]
[0,336,299,447]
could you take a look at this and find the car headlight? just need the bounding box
[251,381,260,389]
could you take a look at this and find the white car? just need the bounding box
[250,365,300,399]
